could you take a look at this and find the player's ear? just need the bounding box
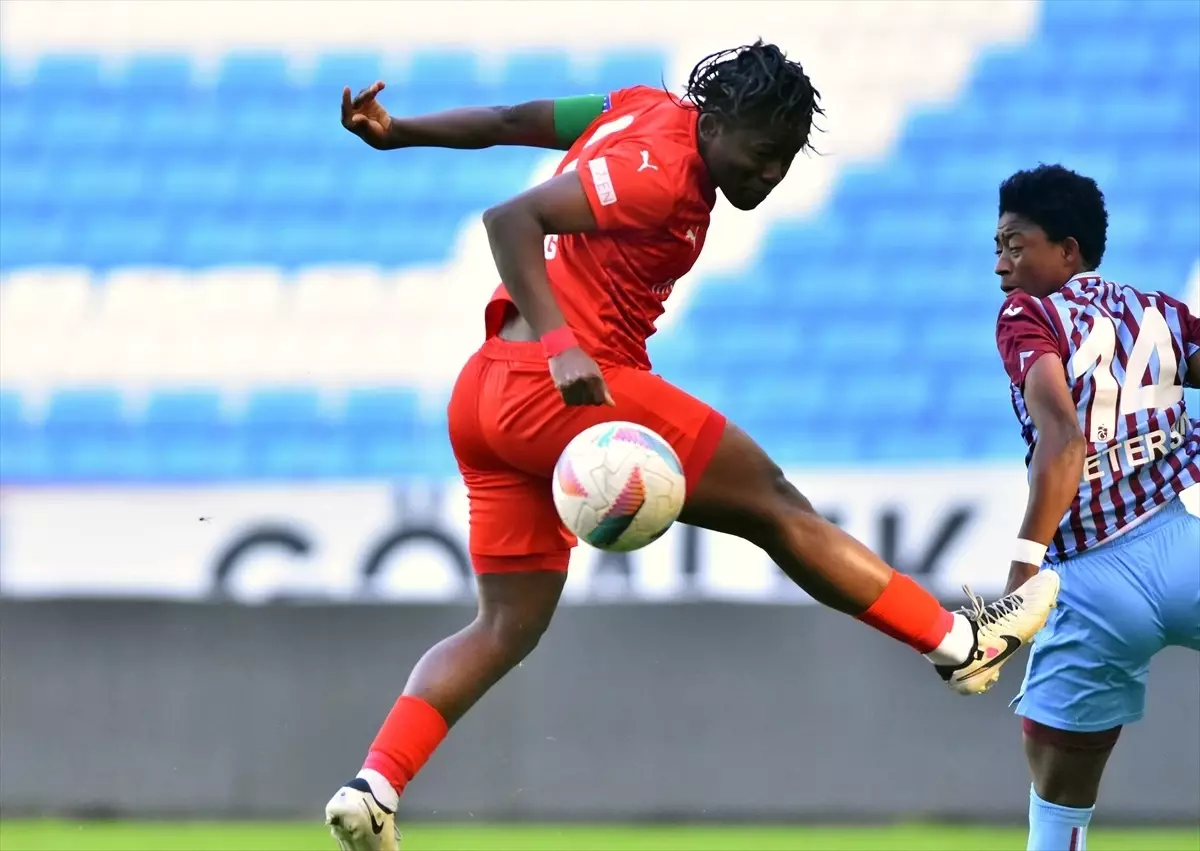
[1060,236,1082,268]
[696,112,722,143]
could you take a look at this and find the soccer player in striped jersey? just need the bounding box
[993,164,1200,851]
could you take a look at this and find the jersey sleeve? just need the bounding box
[1179,300,1200,359]
[1154,291,1200,360]
[577,141,679,231]
[995,292,1063,387]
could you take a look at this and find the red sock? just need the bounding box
[362,695,449,797]
[856,570,955,653]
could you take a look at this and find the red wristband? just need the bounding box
[541,326,578,359]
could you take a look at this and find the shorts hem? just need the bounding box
[471,552,572,574]
[1014,704,1143,734]
[684,410,727,497]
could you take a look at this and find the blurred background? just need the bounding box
[0,0,1198,848]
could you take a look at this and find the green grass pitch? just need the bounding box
[1,822,1197,851]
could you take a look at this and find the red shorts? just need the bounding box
[447,337,726,572]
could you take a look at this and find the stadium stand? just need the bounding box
[1,0,1197,481]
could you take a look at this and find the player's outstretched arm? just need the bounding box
[1006,355,1086,593]
[341,82,604,151]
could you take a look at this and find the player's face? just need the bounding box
[994,213,1078,299]
[699,117,798,210]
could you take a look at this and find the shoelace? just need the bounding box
[960,584,1023,628]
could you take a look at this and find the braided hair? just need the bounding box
[680,40,824,152]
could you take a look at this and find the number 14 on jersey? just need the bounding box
[1070,306,1183,443]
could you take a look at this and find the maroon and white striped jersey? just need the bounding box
[995,273,1200,562]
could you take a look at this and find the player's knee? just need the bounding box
[736,465,818,544]
[471,562,565,662]
[479,608,552,662]
[760,466,816,523]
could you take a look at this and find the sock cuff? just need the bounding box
[857,571,952,653]
[396,695,450,735]
[1030,784,1096,820]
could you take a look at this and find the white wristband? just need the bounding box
[1013,538,1048,566]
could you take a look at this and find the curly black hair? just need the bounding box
[998,164,1108,270]
[679,40,824,152]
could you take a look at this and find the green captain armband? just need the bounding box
[553,94,609,147]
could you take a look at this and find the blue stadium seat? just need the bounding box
[312,52,385,92]
[344,388,420,427]
[60,160,145,210]
[0,392,51,481]
[0,54,20,98]
[176,217,265,266]
[32,53,107,98]
[0,159,54,215]
[500,50,577,99]
[0,100,35,154]
[215,51,294,96]
[45,389,125,426]
[596,50,666,89]
[36,389,146,481]
[246,389,325,426]
[404,49,483,99]
[250,434,353,479]
[137,105,224,154]
[0,390,22,426]
[146,390,225,425]
[119,54,194,96]
[78,217,170,268]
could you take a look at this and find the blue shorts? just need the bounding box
[1013,497,1200,733]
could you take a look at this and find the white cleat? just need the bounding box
[325,779,400,851]
[938,570,1061,696]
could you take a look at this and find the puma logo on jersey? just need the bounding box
[685,228,697,247]
[638,150,658,172]
[1004,305,1024,317]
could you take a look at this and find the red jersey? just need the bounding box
[483,86,717,370]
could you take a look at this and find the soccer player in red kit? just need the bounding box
[325,43,1061,850]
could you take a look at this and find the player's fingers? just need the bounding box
[341,86,353,117]
[589,377,614,407]
[562,378,595,407]
[576,381,599,407]
[352,80,385,108]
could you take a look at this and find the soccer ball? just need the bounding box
[551,421,686,552]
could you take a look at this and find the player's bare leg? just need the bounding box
[678,422,1060,691]
[1021,721,1120,849]
[399,570,565,723]
[326,570,565,851]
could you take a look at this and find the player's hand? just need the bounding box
[341,81,395,149]
[549,347,615,407]
[1004,560,1040,596]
